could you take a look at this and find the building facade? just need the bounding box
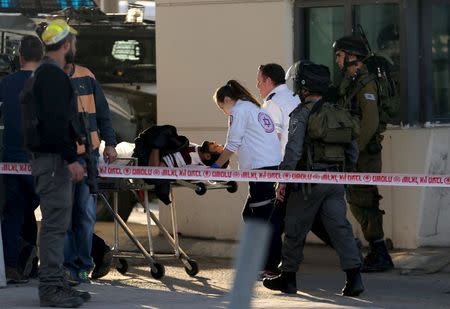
[156,0,450,249]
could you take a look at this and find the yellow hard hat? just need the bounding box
[41,19,78,46]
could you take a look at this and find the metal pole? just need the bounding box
[169,190,180,257]
[113,192,120,251]
[229,220,271,309]
[144,190,155,256]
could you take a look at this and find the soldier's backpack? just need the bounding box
[362,55,400,127]
[340,56,399,134]
[301,100,359,170]
[353,24,401,128]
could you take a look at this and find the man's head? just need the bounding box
[333,35,368,73]
[286,61,331,102]
[40,19,78,65]
[256,63,286,99]
[19,35,44,66]
[198,141,228,167]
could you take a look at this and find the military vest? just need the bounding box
[298,99,359,170]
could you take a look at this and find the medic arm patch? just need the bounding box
[364,93,376,101]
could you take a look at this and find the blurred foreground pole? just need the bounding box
[0,222,6,287]
[229,220,271,309]
[0,173,6,287]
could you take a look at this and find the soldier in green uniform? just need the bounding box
[333,35,394,272]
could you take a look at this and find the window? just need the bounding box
[296,2,404,118]
[431,4,450,120]
[353,4,399,57]
[353,4,400,123]
[75,25,156,83]
[304,6,344,83]
[112,40,142,62]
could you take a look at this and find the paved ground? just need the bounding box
[3,209,450,308]
[2,248,450,309]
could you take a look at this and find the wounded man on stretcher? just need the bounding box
[99,125,228,204]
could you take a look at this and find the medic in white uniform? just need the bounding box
[212,79,282,278]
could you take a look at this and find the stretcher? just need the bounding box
[97,158,238,279]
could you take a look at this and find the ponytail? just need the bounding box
[213,80,261,108]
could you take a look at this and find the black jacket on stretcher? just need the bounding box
[132,125,190,205]
[132,125,189,166]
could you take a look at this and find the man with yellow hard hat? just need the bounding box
[28,19,90,308]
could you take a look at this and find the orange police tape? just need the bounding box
[1,162,450,188]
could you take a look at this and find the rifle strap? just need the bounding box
[346,74,377,103]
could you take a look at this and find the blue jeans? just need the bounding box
[64,176,97,273]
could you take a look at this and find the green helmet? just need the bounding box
[333,35,368,57]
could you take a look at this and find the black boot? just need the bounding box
[362,241,394,272]
[342,268,364,297]
[39,285,84,308]
[262,271,297,294]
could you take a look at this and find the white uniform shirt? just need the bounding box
[262,84,301,156]
[225,99,281,170]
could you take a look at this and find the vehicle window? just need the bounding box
[112,40,141,62]
[76,29,155,83]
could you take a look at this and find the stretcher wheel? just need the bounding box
[226,181,238,193]
[116,258,129,275]
[195,182,207,195]
[184,259,199,277]
[150,262,165,279]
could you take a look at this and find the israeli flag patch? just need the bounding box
[364,93,376,101]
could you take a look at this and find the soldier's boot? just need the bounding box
[262,271,297,294]
[62,285,92,302]
[362,240,394,272]
[39,285,84,308]
[342,268,364,297]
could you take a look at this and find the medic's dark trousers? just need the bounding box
[242,166,282,272]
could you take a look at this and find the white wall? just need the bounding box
[155,0,450,249]
[156,0,294,240]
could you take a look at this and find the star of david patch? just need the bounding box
[258,112,275,133]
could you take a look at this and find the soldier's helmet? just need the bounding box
[333,35,368,57]
[286,61,331,95]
